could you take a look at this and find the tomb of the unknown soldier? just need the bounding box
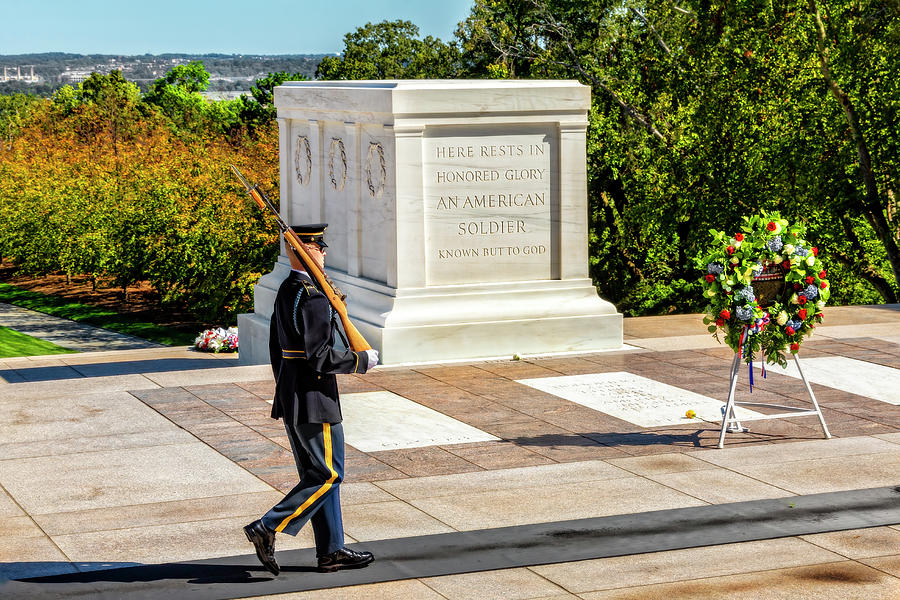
[237,80,623,366]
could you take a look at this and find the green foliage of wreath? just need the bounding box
[698,213,831,367]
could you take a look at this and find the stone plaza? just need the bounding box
[2,79,899,599]
[1,302,899,599]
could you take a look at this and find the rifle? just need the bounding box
[230,164,372,352]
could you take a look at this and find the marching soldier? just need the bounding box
[244,223,379,576]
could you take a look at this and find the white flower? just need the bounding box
[730,256,740,264]
[816,300,826,310]
[776,311,788,325]
[791,293,800,304]
[705,289,716,297]
[806,255,815,267]
[784,244,795,255]
[773,255,783,264]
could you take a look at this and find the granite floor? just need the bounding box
[1,304,899,598]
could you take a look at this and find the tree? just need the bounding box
[143,61,212,133]
[316,20,461,80]
[0,93,42,149]
[61,71,144,176]
[238,71,309,137]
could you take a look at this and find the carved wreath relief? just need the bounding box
[328,137,347,191]
[365,142,386,197]
[294,135,312,186]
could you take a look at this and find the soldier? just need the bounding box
[244,223,379,576]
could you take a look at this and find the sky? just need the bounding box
[0,0,475,55]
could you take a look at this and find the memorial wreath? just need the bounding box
[698,213,830,367]
[194,326,239,353]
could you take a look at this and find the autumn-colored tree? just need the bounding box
[0,68,281,322]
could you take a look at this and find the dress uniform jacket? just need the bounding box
[268,270,369,425]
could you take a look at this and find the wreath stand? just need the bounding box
[718,335,831,448]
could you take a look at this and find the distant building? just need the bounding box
[200,91,245,101]
[1,65,39,83]
[59,69,94,84]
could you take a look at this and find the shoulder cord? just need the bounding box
[292,288,305,337]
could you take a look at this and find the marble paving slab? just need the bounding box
[770,356,900,405]
[340,391,499,452]
[516,372,762,427]
[0,442,273,514]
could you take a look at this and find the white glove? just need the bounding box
[364,349,380,371]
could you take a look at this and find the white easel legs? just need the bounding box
[717,353,831,448]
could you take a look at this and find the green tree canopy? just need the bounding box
[238,71,309,136]
[143,60,213,133]
[316,20,461,80]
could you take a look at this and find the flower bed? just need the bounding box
[699,213,830,366]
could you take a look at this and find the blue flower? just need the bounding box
[767,236,783,252]
[736,286,756,303]
[802,284,819,300]
[787,319,803,330]
[751,262,764,276]
[707,262,724,275]
[794,246,809,257]
[736,306,755,321]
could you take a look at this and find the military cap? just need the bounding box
[290,223,328,248]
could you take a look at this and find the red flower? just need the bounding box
[715,318,724,327]
[786,326,796,335]
[805,276,814,285]
[726,245,735,255]
[783,259,791,269]
[790,342,800,352]
[793,283,801,291]
[820,281,828,289]
[819,270,826,278]
[798,296,808,305]
[798,308,808,320]
[816,313,824,319]
[766,221,777,231]
[705,274,715,283]
[720,309,731,319]
[811,247,819,256]
[735,233,744,242]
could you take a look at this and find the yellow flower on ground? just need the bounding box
[685,410,697,419]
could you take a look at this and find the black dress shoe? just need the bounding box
[243,520,279,576]
[317,547,374,572]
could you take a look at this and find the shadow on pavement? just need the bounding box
[0,357,239,382]
[12,561,288,585]
[509,430,708,448]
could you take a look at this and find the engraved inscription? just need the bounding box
[424,131,552,285]
[518,373,763,428]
